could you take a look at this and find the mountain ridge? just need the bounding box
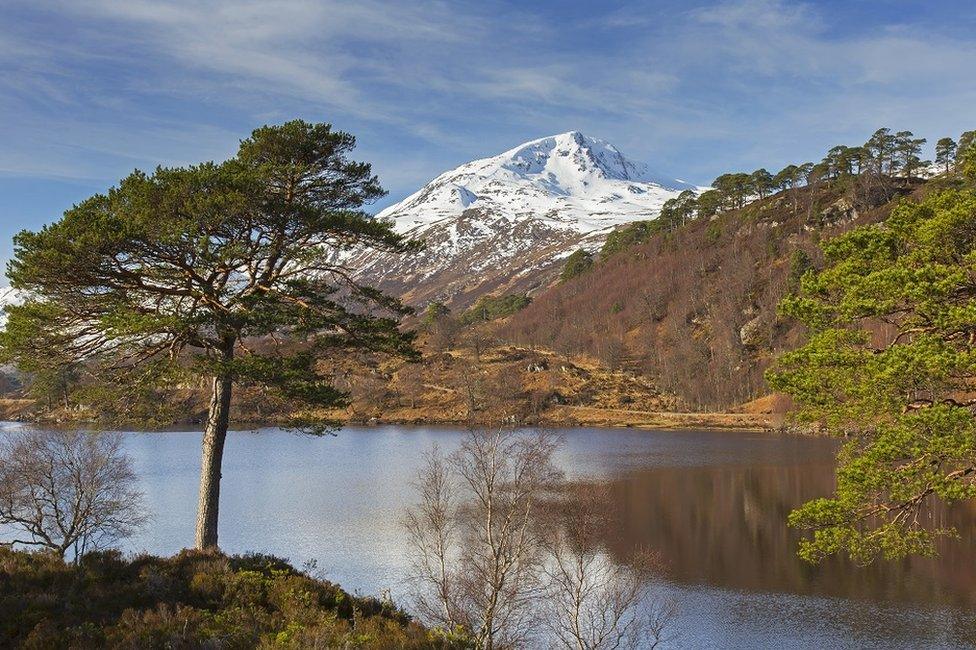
[355,131,698,309]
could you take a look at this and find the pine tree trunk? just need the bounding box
[194,372,233,549]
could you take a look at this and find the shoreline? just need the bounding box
[1,399,775,433]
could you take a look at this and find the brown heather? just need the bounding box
[498,180,923,410]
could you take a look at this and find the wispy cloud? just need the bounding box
[1,0,974,196]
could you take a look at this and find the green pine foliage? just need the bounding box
[421,301,451,327]
[658,189,699,230]
[0,120,419,430]
[694,189,723,218]
[460,293,531,325]
[559,249,594,282]
[768,188,976,564]
[935,137,958,174]
[961,140,976,181]
[711,172,753,209]
[599,220,664,258]
[787,249,813,291]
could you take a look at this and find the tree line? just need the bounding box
[659,127,976,231]
[555,126,976,282]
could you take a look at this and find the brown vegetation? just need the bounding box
[0,337,770,430]
[320,340,688,428]
[498,180,925,410]
[0,548,455,648]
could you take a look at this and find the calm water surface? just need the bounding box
[2,423,974,648]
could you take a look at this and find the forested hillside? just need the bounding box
[499,128,976,410]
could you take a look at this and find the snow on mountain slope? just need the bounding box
[0,287,18,326]
[0,286,17,307]
[354,131,698,308]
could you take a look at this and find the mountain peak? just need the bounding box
[518,130,592,147]
[492,130,694,193]
[356,133,697,308]
[377,133,694,233]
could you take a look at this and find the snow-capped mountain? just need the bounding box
[354,131,697,308]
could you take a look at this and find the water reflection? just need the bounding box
[2,423,974,647]
[592,462,976,609]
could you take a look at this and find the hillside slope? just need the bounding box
[498,179,932,409]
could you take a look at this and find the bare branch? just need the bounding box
[0,429,147,560]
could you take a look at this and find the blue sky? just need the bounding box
[2,0,975,283]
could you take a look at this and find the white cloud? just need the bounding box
[1,0,974,192]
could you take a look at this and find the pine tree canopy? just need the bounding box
[0,120,420,430]
[768,188,976,564]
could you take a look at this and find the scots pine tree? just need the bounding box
[935,137,957,174]
[0,120,419,549]
[768,188,976,564]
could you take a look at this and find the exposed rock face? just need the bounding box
[739,314,765,348]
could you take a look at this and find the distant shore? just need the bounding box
[353,404,772,431]
[0,397,773,432]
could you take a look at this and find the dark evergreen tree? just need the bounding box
[560,249,594,282]
[773,165,799,191]
[659,189,699,230]
[864,127,897,176]
[0,120,419,549]
[711,172,753,209]
[694,190,723,218]
[750,168,775,199]
[935,137,957,174]
[846,146,868,176]
[821,146,849,181]
[892,130,927,178]
[957,131,976,172]
[797,162,815,185]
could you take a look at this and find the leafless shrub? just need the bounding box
[347,368,391,418]
[405,430,675,649]
[540,485,677,650]
[395,363,427,409]
[428,314,461,353]
[455,363,530,427]
[462,324,497,362]
[405,429,563,649]
[0,428,147,559]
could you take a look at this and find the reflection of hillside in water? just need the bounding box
[580,462,976,608]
